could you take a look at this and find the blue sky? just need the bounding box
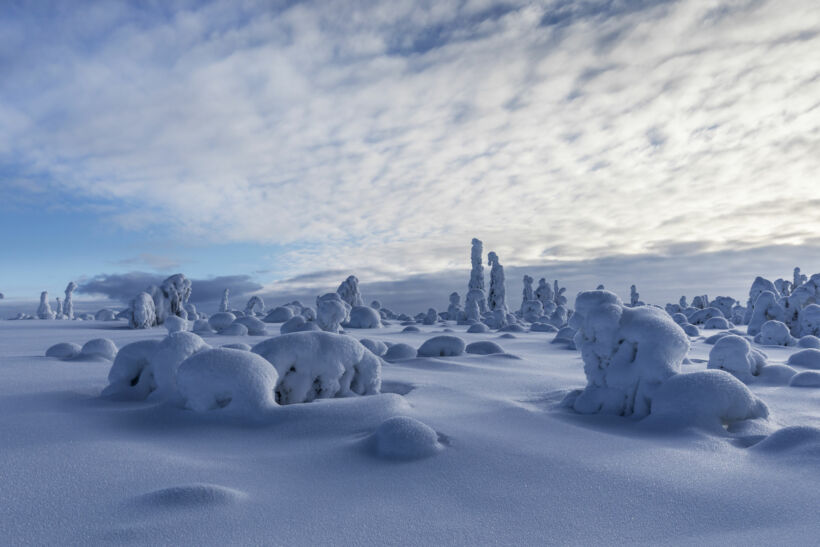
[2,0,819,310]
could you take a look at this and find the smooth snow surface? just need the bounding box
[1,319,820,545]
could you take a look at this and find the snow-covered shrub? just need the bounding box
[370,300,381,310]
[129,292,157,329]
[648,370,769,431]
[467,323,489,333]
[553,281,568,307]
[164,315,189,334]
[45,342,81,360]
[465,341,504,355]
[707,335,767,383]
[280,315,318,334]
[691,295,709,309]
[551,326,577,347]
[345,306,382,329]
[787,349,820,370]
[548,306,568,328]
[417,335,466,357]
[754,320,796,346]
[219,289,230,313]
[530,322,557,333]
[567,290,689,418]
[682,323,700,337]
[671,313,687,325]
[37,291,55,320]
[629,285,643,307]
[747,291,785,336]
[220,323,248,336]
[337,275,364,308]
[384,343,417,362]
[370,416,442,460]
[446,292,462,321]
[152,274,192,325]
[359,338,387,356]
[500,323,525,333]
[756,364,797,385]
[797,304,820,337]
[150,332,209,400]
[193,319,214,334]
[468,238,487,314]
[535,278,556,315]
[64,281,77,320]
[487,252,506,312]
[263,306,294,323]
[402,326,420,333]
[422,308,438,325]
[176,348,278,416]
[95,309,117,321]
[744,276,779,324]
[102,340,162,399]
[794,267,808,288]
[790,371,820,387]
[208,312,236,332]
[798,335,820,349]
[703,317,732,330]
[233,316,267,336]
[244,296,265,317]
[709,296,737,319]
[464,289,483,322]
[521,300,543,323]
[80,338,118,361]
[315,293,351,334]
[251,331,381,404]
[688,307,725,325]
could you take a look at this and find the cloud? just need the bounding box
[114,253,183,271]
[2,0,819,282]
[77,272,263,305]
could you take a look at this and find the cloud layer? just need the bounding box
[2,0,819,281]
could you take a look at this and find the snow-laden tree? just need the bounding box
[487,251,507,312]
[337,275,364,308]
[535,278,555,315]
[37,291,55,320]
[55,297,63,319]
[316,293,351,333]
[464,290,482,322]
[422,308,438,325]
[244,295,265,316]
[629,285,644,307]
[553,280,567,307]
[747,291,785,336]
[679,296,688,308]
[219,289,230,313]
[129,292,157,329]
[64,281,77,320]
[521,299,543,323]
[469,238,487,313]
[447,292,462,321]
[152,274,192,325]
[520,275,534,314]
[794,267,808,289]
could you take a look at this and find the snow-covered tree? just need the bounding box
[245,296,265,316]
[469,238,487,313]
[553,280,567,307]
[520,275,534,314]
[219,289,230,313]
[521,299,543,323]
[629,285,644,307]
[447,292,462,321]
[64,281,77,320]
[464,290,482,322]
[487,251,507,312]
[316,293,351,333]
[535,278,555,315]
[337,275,364,307]
[794,267,808,288]
[55,297,63,319]
[151,274,192,325]
[37,291,55,320]
[129,292,157,329]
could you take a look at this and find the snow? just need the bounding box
[280,315,319,334]
[417,335,466,357]
[208,312,236,332]
[790,371,820,387]
[369,416,443,460]
[251,331,381,404]
[163,315,189,333]
[383,343,418,361]
[176,348,278,418]
[754,320,796,346]
[37,291,55,320]
[79,338,118,361]
[263,306,294,323]
[149,332,210,401]
[337,275,364,307]
[465,340,505,355]
[232,316,268,336]
[45,341,81,359]
[345,305,382,329]
[2,306,820,544]
[786,349,820,370]
[129,292,157,329]
[315,293,350,333]
[707,335,766,384]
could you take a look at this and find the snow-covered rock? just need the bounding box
[193,319,215,334]
[707,335,767,384]
[150,332,210,400]
[280,315,319,334]
[164,315,189,334]
[790,371,820,387]
[530,322,558,333]
[95,308,118,321]
[177,348,278,417]
[703,316,732,330]
[263,306,294,323]
[359,338,388,357]
[567,290,689,418]
[417,335,465,357]
[467,323,489,333]
[220,323,248,336]
[251,331,381,404]
[233,316,267,336]
[798,335,820,349]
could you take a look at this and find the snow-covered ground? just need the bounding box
[1,319,819,545]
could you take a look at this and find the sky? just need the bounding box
[1,0,819,312]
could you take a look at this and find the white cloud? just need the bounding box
[2,0,819,280]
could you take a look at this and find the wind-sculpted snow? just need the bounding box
[251,331,381,405]
[37,291,55,320]
[102,339,162,399]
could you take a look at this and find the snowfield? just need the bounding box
[1,318,819,545]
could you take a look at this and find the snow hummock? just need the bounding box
[79,338,118,361]
[369,416,442,460]
[465,341,505,355]
[102,339,162,399]
[208,312,237,332]
[417,335,466,357]
[707,335,766,384]
[45,342,82,360]
[786,349,820,370]
[383,343,417,362]
[345,306,382,329]
[315,293,351,334]
[251,331,381,404]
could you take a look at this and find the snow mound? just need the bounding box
[417,335,466,357]
[233,316,267,336]
[177,348,278,416]
[707,335,766,384]
[150,332,210,400]
[129,292,156,329]
[264,306,294,323]
[134,483,247,509]
[754,320,796,346]
[750,426,820,458]
[208,312,236,332]
[164,315,189,334]
[790,371,820,387]
[315,293,350,333]
[465,341,505,355]
[569,291,688,418]
[45,342,82,360]
[359,338,388,357]
[530,322,558,333]
[798,335,820,349]
[251,332,381,405]
[383,343,417,362]
[102,339,162,399]
[402,326,421,333]
[219,323,248,336]
[467,323,489,333]
[79,338,118,361]
[192,319,214,334]
[499,324,525,333]
[756,364,797,385]
[95,309,117,321]
[370,416,442,460]
[648,370,769,432]
[345,306,382,329]
[786,349,820,370]
[222,343,251,351]
[280,315,320,334]
[703,317,732,330]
